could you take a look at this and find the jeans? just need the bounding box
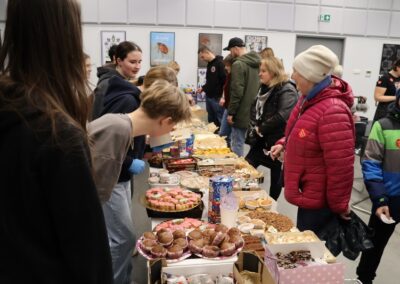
[219,109,232,146]
[102,181,135,284]
[356,213,399,284]
[206,97,224,127]
[245,145,282,200]
[231,127,247,157]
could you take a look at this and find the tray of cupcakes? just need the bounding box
[141,186,203,218]
[136,229,192,263]
[187,224,244,260]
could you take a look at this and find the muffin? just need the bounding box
[202,229,215,238]
[151,245,167,258]
[229,234,244,249]
[173,238,188,251]
[188,229,203,240]
[227,227,241,238]
[157,231,174,247]
[202,245,220,258]
[143,231,156,240]
[173,230,186,239]
[220,242,236,257]
[167,245,184,259]
[211,231,226,246]
[141,239,157,253]
[188,239,205,254]
[215,224,229,233]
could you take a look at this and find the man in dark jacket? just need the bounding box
[197,45,227,127]
[224,37,260,156]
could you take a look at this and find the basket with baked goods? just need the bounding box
[136,229,192,262]
[180,176,209,190]
[193,133,233,157]
[148,169,180,187]
[142,187,203,218]
[236,211,295,237]
[234,190,274,213]
[164,157,197,173]
[187,224,244,259]
[264,230,337,263]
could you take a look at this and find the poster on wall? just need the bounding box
[101,31,126,64]
[150,32,175,66]
[245,35,268,53]
[197,68,207,102]
[198,33,223,67]
[379,44,400,75]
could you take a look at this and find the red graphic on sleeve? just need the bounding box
[396,139,400,149]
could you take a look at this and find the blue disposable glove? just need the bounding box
[152,142,174,152]
[129,159,145,175]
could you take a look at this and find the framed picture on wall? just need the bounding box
[150,32,175,66]
[379,44,400,75]
[197,68,207,102]
[245,35,268,53]
[198,33,223,67]
[101,31,126,64]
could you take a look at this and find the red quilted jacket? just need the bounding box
[277,76,355,214]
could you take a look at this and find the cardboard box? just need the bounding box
[264,241,345,284]
[233,252,275,284]
[162,257,236,283]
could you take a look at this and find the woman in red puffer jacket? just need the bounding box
[270,45,355,236]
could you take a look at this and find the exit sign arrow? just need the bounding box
[319,14,331,23]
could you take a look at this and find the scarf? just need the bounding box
[256,84,274,120]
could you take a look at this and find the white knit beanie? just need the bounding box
[293,45,339,83]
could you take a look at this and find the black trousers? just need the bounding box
[245,145,282,200]
[296,207,336,237]
[356,213,399,284]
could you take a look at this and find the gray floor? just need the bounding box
[131,154,400,284]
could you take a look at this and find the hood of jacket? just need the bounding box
[97,66,119,84]
[303,75,354,110]
[235,51,260,68]
[103,76,141,107]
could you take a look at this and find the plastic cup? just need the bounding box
[220,205,238,228]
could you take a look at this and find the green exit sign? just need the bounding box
[319,14,331,23]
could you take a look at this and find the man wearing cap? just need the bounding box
[224,37,261,157]
[270,45,355,235]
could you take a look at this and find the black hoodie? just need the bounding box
[0,101,113,283]
[91,66,119,120]
[101,75,145,183]
[202,55,227,99]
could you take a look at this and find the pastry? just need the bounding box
[157,231,173,247]
[202,245,220,258]
[220,242,236,256]
[189,239,205,254]
[188,229,203,240]
[151,245,167,258]
[143,231,156,240]
[141,239,157,253]
[173,238,188,251]
[173,229,186,239]
[167,245,184,259]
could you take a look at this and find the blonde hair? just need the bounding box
[140,80,191,123]
[261,57,288,87]
[260,47,275,59]
[143,66,178,89]
[166,61,180,74]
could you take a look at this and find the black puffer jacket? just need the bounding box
[249,81,298,149]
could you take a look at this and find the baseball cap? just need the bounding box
[223,37,245,51]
